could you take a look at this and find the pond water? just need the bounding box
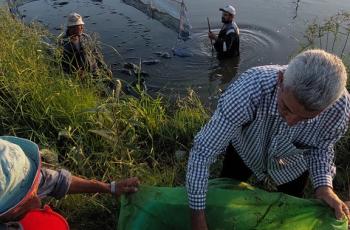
[7,0,350,102]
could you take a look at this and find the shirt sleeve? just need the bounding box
[305,106,349,189]
[186,68,263,210]
[37,168,72,199]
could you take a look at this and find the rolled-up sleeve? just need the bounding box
[37,168,72,199]
[186,68,263,210]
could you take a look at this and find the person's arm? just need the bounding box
[186,68,263,229]
[68,176,139,197]
[305,109,350,220]
[38,168,139,199]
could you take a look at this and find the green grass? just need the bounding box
[0,9,208,229]
[1,7,350,230]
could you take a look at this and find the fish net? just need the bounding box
[122,0,191,41]
[118,178,348,230]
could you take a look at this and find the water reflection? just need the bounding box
[208,57,240,84]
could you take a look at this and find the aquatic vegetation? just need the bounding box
[302,11,350,58]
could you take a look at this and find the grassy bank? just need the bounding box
[1,8,350,230]
[0,9,208,229]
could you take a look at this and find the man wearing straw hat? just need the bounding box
[59,12,110,77]
[0,136,139,229]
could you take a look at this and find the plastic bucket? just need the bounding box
[20,205,69,230]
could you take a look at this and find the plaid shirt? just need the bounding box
[186,65,350,210]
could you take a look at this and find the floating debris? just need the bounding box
[117,68,133,76]
[160,52,171,59]
[153,51,171,59]
[55,1,69,6]
[172,47,193,57]
[142,59,160,65]
[124,62,140,71]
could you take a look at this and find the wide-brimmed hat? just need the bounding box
[220,5,236,16]
[67,12,85,27]
[0,136,41,218]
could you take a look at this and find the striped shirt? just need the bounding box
[186,65,350,210]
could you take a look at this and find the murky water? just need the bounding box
[7,0,350,102]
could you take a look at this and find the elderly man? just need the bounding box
[59,12,110,76]
[186,49,350,229]
[0,136,139,229]
[208,5,240,59]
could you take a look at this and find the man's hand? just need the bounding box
[208,32,217,41]
[315,186,350,220]
[114,177,140,197]
[191,209,208,230]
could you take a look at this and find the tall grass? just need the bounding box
[0,9,208,229]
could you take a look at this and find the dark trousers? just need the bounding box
[220,144,309,197]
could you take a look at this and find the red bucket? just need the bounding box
[20,205,69,230]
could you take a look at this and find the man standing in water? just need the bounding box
[208,5,240,59]
[59,12,110,76]
[186,49,350,229]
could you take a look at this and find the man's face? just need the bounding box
[221,12,233,23]
[68,25,84,37]
[276,72,323,126]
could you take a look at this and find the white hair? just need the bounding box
[283,49,347,111]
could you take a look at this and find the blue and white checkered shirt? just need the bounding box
[186,65,350,210]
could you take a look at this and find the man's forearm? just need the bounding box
[67,176,110,194]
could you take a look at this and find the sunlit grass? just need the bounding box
[0,8,208,229]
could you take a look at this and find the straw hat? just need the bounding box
[67,12,85,27]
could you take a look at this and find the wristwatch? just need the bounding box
[110,181,117,194]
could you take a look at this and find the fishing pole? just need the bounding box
[207,17,214,53]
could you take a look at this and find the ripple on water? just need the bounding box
[144,24,286,99]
